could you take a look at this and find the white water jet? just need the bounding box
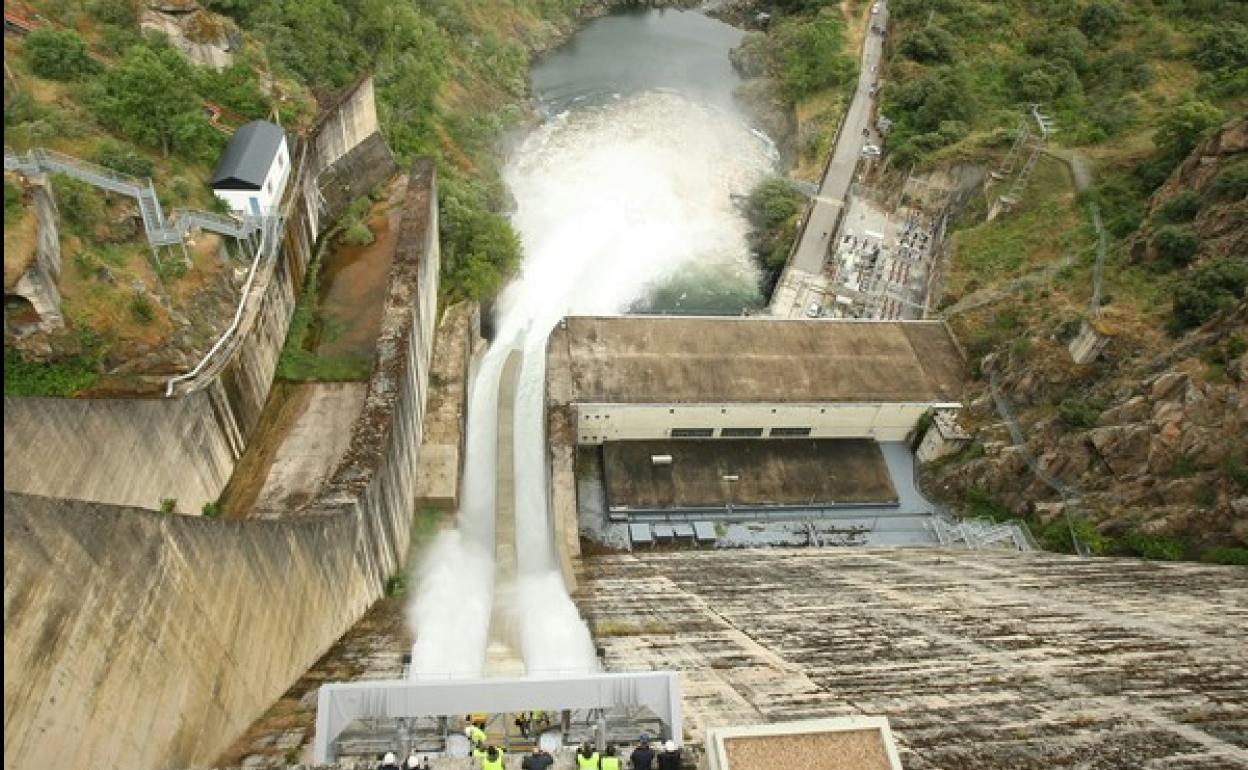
[408,91,775,677]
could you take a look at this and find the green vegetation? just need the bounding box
[275,223,373,383]
[3,344,102,397]
[1169,257,1248,332]
[1200,546,1248,566]
[881,0,1244,169]
[201,501,221,518]
[769,11,858,100]
[4,179,23,226]
[746,177,805,283]
[159,498,178,513]
[338,197,375,246]
[129,292,155,323]
[1152,190,1201,224]
[88,44,224,161]
[1123,532,1186,561]
[50,173,109,237]
[92,140,155,178]
[25,28,99,81]
[1208,163,1248,201]
[1152,225,1199,268]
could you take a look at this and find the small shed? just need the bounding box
[210,120,290,217]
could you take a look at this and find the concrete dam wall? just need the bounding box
[2,160,441,770]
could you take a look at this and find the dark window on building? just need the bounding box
[721,427,764,438]
[770,427,812,437]
[671,428,714,438]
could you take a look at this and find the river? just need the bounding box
[408,7,778,678]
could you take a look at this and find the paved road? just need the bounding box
[790,1,890,275]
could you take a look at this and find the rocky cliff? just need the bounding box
[924,119,1248,558]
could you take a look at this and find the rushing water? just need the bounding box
[408,8,777,678]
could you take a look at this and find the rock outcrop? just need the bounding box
[3,176,64,337]
[140,0,240,70]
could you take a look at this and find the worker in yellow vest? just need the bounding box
[479,745,505,770]
[576,741,601,769]
[466,723,487,750]
[601,744,622,770]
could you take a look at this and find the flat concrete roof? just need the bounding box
[603,439,896,510]
[548,317,964,405]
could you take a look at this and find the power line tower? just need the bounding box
[987,104,1056,220]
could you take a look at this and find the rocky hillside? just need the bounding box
[924,119,1247,562]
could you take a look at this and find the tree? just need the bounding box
[88,45,218,159]
[1080,0,1125,43]
[770,12,857,100]
[900,25,957,64]
[24,28,98,81]
[1192,23,1248,72]
[1153,99,1224,162]
[250,0,364,87]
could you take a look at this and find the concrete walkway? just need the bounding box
[788,1,890,277]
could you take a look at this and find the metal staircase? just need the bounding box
[5,146,263,253]
[931,516,1037,552]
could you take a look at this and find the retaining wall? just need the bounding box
[2,79,394,514]
[2,160,441,770]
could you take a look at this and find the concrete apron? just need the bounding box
[485,350,524,675]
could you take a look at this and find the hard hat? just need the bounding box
[383,752,397,763]
[664,741,676,752]
[406,753,420,768]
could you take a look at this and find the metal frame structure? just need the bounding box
[313,671,683,764]
[996,104,1056,210]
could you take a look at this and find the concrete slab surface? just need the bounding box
[549,317,963,405]
[576,548,1248,769]
[602,439,896,510]
[221,382,368,516]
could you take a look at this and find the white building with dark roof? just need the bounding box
[209,120,290,217]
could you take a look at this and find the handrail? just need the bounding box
[163,214,279,396]
[162,141,307,397]
[8,145,262,248]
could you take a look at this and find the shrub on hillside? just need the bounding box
[1152,226,1199,268]
[51,173,108,236]
[25,28,99,81]
[1153,98,1224,163]
[1207,165,1248,202]
[1170,257,1248,332]
[1057,396,1104,430]
[1079,0,1126,43]
[1153,191,1202,224]
[92,140,155,178]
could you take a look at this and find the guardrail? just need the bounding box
[5,146,262,251]
[989,372,1088,555]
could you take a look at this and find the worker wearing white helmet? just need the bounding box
[378,751,401,770]
[657,740,681,770]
